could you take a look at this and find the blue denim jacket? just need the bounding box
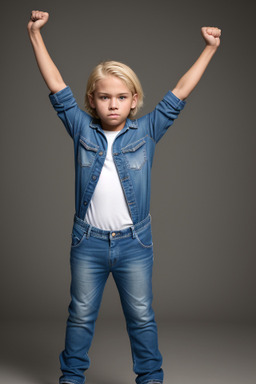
[49,86,186,225]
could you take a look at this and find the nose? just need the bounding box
[109,97,118,110]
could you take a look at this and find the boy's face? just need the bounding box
[89,75,138,131]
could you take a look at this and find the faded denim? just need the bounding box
[49,86,186,384]
[59,215,163,384]
[49,86,185,225]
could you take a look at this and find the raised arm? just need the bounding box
[27,10,67,94]
[172,27,221,100]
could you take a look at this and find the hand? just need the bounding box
[201,27,221,48]
[27,10,49,33]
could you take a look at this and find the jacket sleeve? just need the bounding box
[148,91,186,143]
[49,86,88,138]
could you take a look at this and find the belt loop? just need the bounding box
[86,225,92,239]
[131,226,136,239]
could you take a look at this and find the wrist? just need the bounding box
[203,44,218,58]
[205,43,219,54]
[27,26,42,38]
[28,28,44,45]
[205,43,218,50]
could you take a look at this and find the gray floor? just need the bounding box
[0,319,255,384]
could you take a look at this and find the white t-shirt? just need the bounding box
[85,130,133,230]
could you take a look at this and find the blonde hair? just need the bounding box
[85,61,144,119]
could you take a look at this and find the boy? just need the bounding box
[28,10,221,384]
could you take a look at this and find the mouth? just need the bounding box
[108,114,120,117]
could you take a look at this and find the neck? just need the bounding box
[100,120,126,132]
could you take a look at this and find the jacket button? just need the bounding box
[112,232,116,237]
[92,175,97,180]
[84,201,87,206]
[99,151,103,156]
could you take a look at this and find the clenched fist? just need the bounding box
[201,27,221,47]
[27,10,49,33]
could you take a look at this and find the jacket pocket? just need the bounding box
[122,137,147,170]
[78,137,99,167]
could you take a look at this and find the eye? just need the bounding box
[119,96,127,100]
[98,95,108,101]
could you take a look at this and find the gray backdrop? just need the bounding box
[1,0,255,324]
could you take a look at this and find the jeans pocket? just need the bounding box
[134,224,153,248]
[71,222,87,248]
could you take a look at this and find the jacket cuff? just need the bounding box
[163,90,186,110]
[49,86,77,112]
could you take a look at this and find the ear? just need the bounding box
[131,93,138,109]
[88,94,96,109]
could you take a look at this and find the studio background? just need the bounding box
[1,0,255,327]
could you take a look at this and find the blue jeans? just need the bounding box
[59,215,163,384]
